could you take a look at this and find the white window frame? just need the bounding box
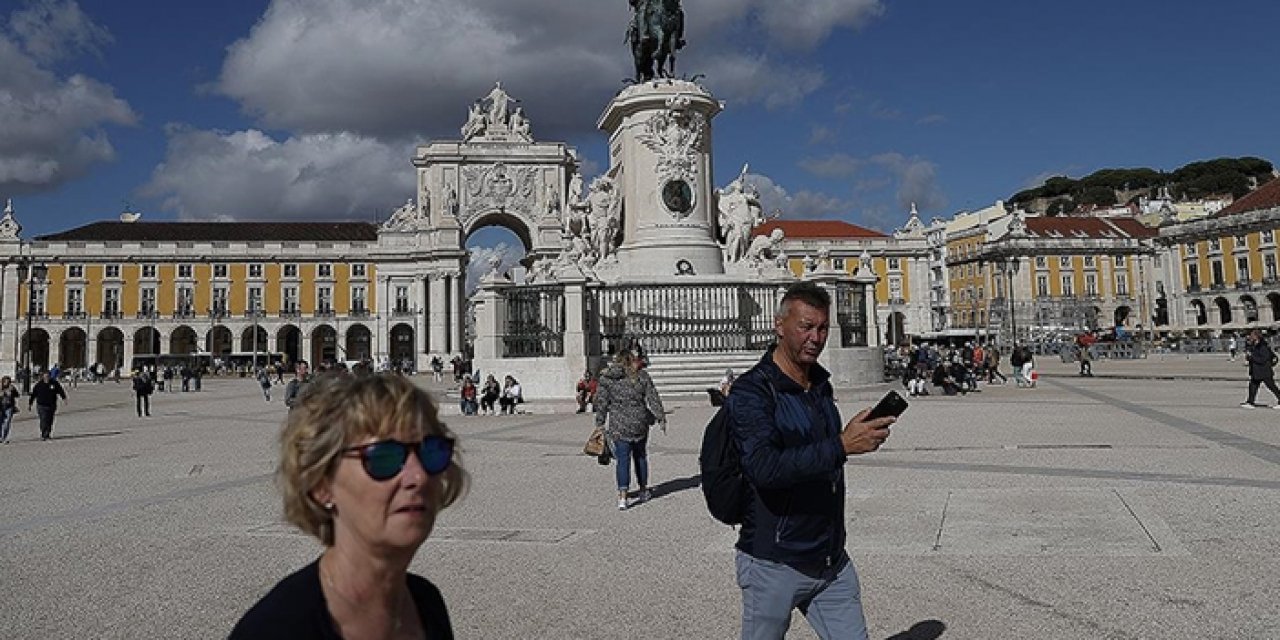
[1037,275,1049,297]
[67,288,84,315]
[178,264,194,279]
[282,286,299,313]
[213,264,229,279]
[888,257,901,271]
[317,263,333,279]
[104,264,121,279]
[1085,274,1097,296]
[317,286,333,313]
[1061,275,1074,296]
[141,264,157,279]
[103,288,120,315]
[1116,273,1129,296]
[283,263,299,278]
[68,264,84,279]
[394,286,410,313]
[248,263,264,279]
[1267,254,1278,280]
[351,263,367,278]
[140,287,157,315]
[351,285,367,312]
[212,287,228,314]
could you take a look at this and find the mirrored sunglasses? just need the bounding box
[341,436,454,481]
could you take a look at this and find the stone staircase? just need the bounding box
[645,350,763,398]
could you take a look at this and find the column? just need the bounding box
[449,274,463,355]
[560,277,588,374]
[429,274,448,356]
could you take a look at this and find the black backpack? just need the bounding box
[699,377,773,525]
[699,405,748,525]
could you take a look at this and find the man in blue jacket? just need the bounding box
[728,281,894,640]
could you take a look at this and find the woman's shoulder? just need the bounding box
[407,573,454,639]
[230,561,329,639]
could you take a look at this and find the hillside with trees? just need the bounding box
[1010,157,1275,215]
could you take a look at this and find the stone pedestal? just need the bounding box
[597,80,725,279]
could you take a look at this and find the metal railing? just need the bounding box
[505,285,565,357]
[592,283,783,355]
[835,283,868,348]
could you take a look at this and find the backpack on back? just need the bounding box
[699,405,749,525]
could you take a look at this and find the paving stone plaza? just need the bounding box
[1,354,1278,639]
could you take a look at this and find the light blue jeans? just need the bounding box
[0,407,13,441]
[611,437,648,493]
[735,550,868,640]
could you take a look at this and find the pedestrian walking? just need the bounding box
[0,376,20,443]
[725,281,893,640]
[132,370,154,417]
[595,349,666,510]
[1077,333,1095,377]
[1229,334,1239,361]
[1240,329,1280,409]
[258,367,273,402]
[283,360,313,409]
[28,372,67,440]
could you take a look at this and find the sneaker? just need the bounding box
[617,497,628,511]
[1241,402,1257,409]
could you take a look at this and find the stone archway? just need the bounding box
[1214,297,1232,325]
[1269,293,1280,324]
[97,327,125,369]
[207,325,233,356]
[277,325,302,364]
[345,324,372,361]
[389,323,415,368]
[886,312,907,346]
[311,324,337,365]
[170,325,200,355]
[1190,300,1208,326]
[1241,296,1259,324]
[1114,306,1132,327]
[133,327,161,360]
[240,326,268,353]
[59,327,88,369]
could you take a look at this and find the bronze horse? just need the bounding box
[627,0,685,82]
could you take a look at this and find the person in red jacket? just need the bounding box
[575,370,598,413]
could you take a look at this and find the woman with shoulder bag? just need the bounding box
[0,376,19,443]
[594,348,666,510]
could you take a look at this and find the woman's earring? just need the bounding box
[323,502,335,512]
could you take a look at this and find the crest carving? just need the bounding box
[459,163,538,226]
[636,94,706,185]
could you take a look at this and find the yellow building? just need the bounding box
[0,210,462,372]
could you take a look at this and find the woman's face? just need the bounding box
[316,424,443,555]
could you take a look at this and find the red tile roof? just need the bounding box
[1216,178,1280,217]
[752,220,887,239]
[1023,216,1154,240]
[36,221,379,242]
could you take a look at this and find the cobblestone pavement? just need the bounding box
[0,366,1277,639]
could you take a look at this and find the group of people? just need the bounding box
[457,374,523,416]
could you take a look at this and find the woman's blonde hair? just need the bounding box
[277,372,468,546]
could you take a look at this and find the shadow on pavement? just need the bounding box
[886,619,946,639]
[651,474,701,499]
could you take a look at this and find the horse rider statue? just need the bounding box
[627,0,685,82]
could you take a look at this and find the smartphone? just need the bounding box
[865,390,909,422]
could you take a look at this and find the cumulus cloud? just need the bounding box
[465,243,525,294]
[800,152,861,179]
[0,1,136,194]
[139,127,415,221]
[869,152,947,213]
[741,172,851,219]
[214,0,890,140]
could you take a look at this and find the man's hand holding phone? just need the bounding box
[840,390,906,455]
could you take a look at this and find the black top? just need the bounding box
[28,380,66,408]
[229,560,454,639]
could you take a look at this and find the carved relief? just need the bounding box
[459,163,537,227]
[636,94,706,190]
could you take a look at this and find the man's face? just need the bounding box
[296,363,309,377]
[775,300,830,366]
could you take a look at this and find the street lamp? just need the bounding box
[19,260,48,395]
[1007,256,1021,347]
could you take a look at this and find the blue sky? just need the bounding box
[3,0,1278,249]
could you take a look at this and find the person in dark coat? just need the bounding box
[132,370,154,417]
[1241,329,1280,408]
[28,372,67,440]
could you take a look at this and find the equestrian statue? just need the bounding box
[627,0,685,82]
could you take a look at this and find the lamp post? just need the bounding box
[19,260,47,395]
[1007,256,1020,347]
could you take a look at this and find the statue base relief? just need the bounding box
[598,80,726,279]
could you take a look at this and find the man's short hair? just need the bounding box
[775,281,831,319]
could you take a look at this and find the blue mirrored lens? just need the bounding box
[419,437,453,474]
[364,442,409,480]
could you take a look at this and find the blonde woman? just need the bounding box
[595,348,666,510]
[232,373,467,638]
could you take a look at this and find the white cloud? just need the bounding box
[214,0,890,140]
[869,152,947,212]
[742,172,851,219]
[139,127,415,221]
[465,243,525,294]
[0,2,135,194]
[800,152,861,178]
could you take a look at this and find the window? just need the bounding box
[283,263,298,278]
[282,286,298,313]
[1037,275,1049,297]
[105,264,121,278]
[1115,256,1126,268]
[1059,256,1071,268]
[1061,275,1074,296]
[889,277,903,300]
[103,288,120,315]
[177,287,194,314]
[317,286,333,313]
[1036,256,1047,268]
[67,288,83,314]
[1188,264,1200,288]
[351,286,367,312]
[1209,238,1221,251]
[140,287,156,315]
[1267,254,1278,280]
[248,263,263,279]
[1235,234,1249,247]
[68,264,84,279]
[394,286,409,313]
[1085,274,1097,296]
[318,263,333,278]
[1186,243,1197,257]
[1116,273,1129,296]
[351,263,367,278]
[1084,256,1095,267]
[833,258,845,271]
[32,287,46,315]
[178,264,193,279]
[247,286,263,313]
[213,264,228,278]
[888,258,900,271]
[1264,230,1275,244]
[1211,261,1224,286]
[141,264,157,279]
[1238,256,1250,280]
[212,287,228,314]
[994,278,1003,298]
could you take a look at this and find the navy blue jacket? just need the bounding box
[728,348,848,568]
